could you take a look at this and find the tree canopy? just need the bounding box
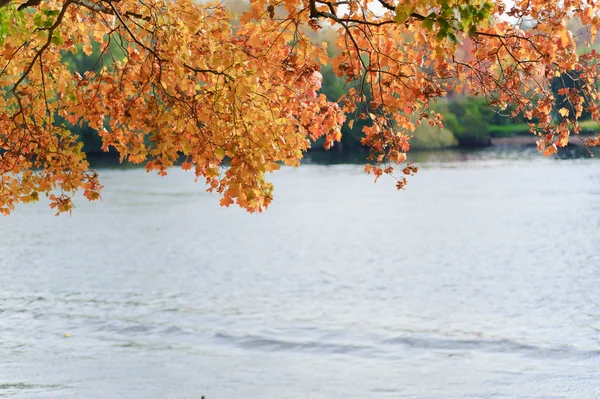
[1,0,600,214]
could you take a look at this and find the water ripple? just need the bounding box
[214,332,379,356]
[384,336,600,359]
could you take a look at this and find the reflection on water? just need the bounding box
[1,149,599,399]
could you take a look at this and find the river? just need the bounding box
[1,149,599,398]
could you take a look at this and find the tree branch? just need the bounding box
[376,0,395,11]
[72,0,111,13]
[12,0,72,95]
[71,0,151,21]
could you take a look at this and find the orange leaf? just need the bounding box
[543,144,558,156]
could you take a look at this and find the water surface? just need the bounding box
[1,151,599,398]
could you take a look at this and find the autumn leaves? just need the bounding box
[1,0,600,214]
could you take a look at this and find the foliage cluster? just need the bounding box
[1,0,600,214]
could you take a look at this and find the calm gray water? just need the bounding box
[1,151,599,398]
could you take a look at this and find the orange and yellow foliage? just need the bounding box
[1,0,600,214]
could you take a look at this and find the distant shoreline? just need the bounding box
[82,136,594,168]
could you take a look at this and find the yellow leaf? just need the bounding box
[558,132,570,147]
[82,44,93,56]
